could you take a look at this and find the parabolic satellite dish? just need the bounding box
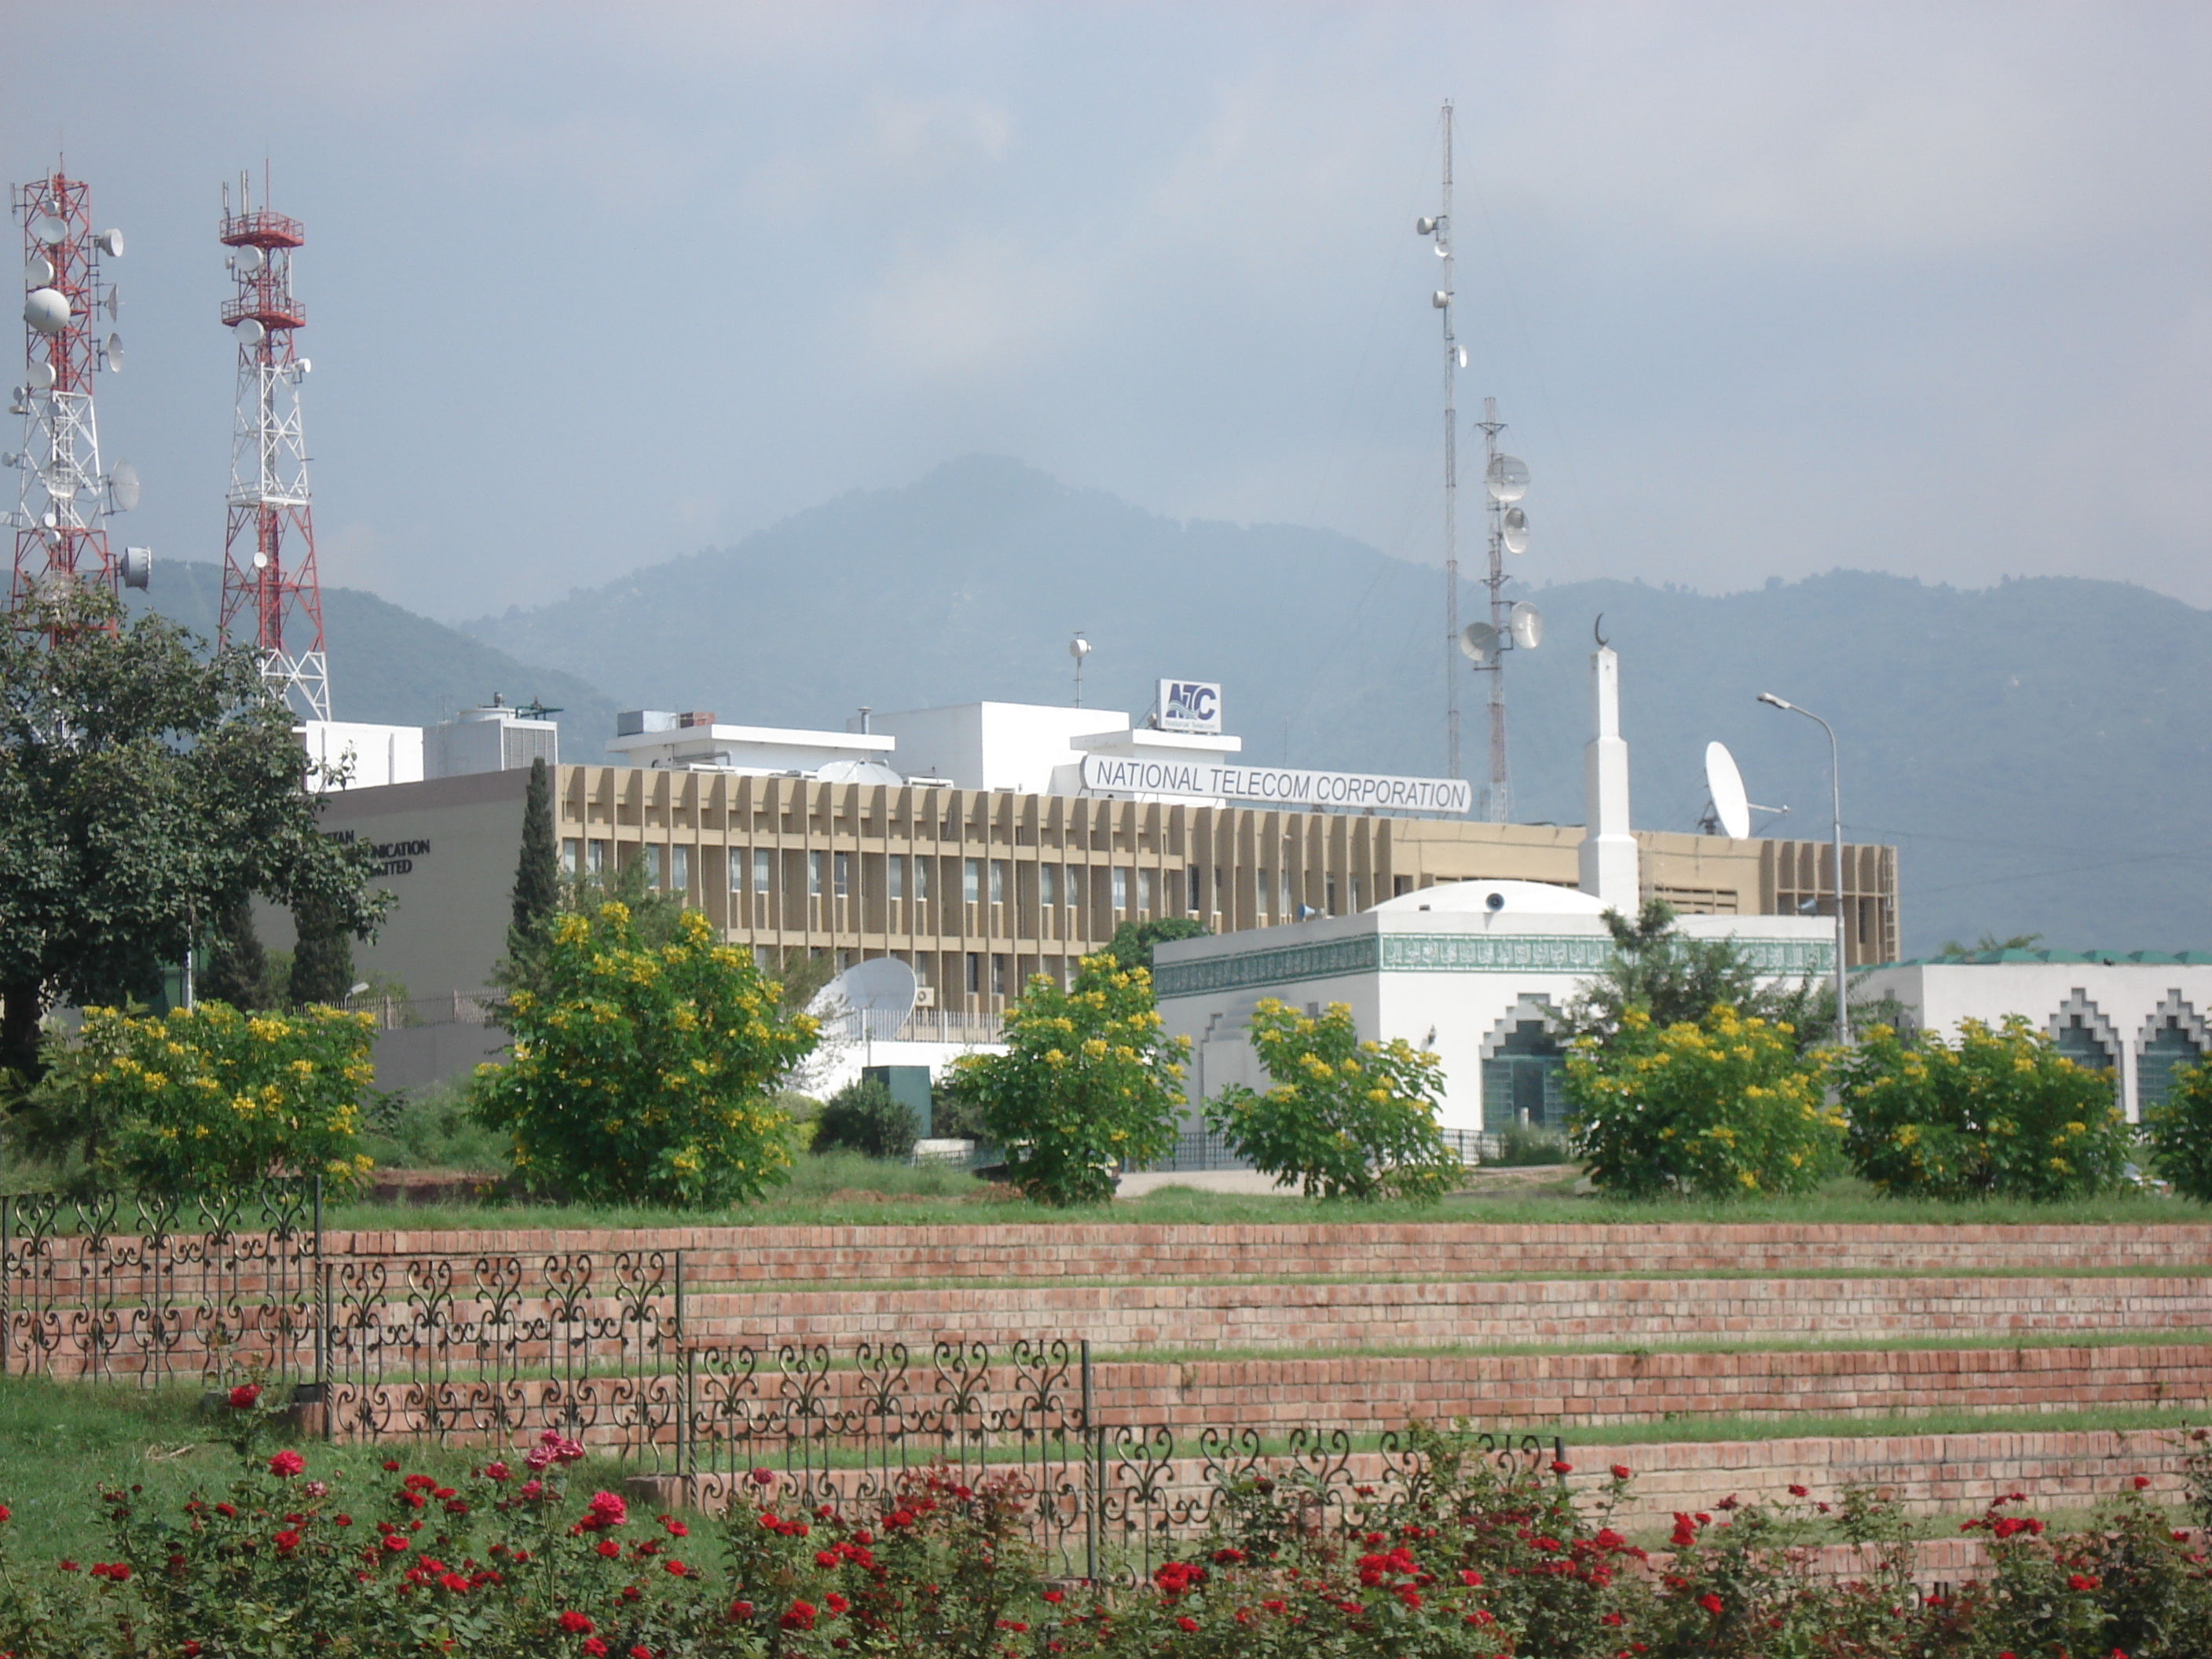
[1508,602,1544,650]
[233,317,266,346]
[1704,742,1752,840]
[110,461,141,511]
[1501,505,1529,554]
[1485,454,1529,503]
[24,288,71,335]
[120,546,152,591]
[95,229,123,258]
[233,244,265,275]
[24,255,52,285]
[104,332,123,371]
[1459,621,1499,662]
[837,957,919,1020]
[27,361,56,390]
[34,216,67,247]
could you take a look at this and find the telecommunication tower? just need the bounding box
[8,166,141,631]
[1415,103,1463,781]
[218,170,326,720]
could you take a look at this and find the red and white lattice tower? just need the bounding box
[218,170,326,720]
[9,166,138,630]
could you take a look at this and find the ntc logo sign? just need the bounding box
[1157,679,1221,733]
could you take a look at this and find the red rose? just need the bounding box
[2133,1476,2152,1490]
[825,1592,848,1614]
[227,1384,261,1409]
[1176,1617,1199,1633]
[582,1642,606,1658]
[558,1612,594,1635]
[274,1529,301,1554]
[1788,1484,1809,1499]
[630,1648,651,1659]
[595,1539,619,1558]
[1550,1460,1573,1475]
[1042,1590,1064,1603]
[665,1558,687,1576]
[1609,1464,1632,1480]
[728,1600,755,1621]
[382,1536,409,1553]
[2067,1574,2098,1591]
[781,1601,818,1632]
[1699,1593,1723,1615]
[268,1450,305,1478]
[439,1572,469,1593]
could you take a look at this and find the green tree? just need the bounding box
[509,755,560,948]
[2146,1060,2212,1203]
[14,1001,376,1195]
[0,588,387,1079]
[287,892,357,1009]
[1834,1016,2132,1202]
[1205,998,1463,1203]
[1936,931,2045,958]
[471,901,818,1206]
[811,1075,921,1161]
[1568,898,1833,1053]
[1106,916,1209,972]
[945,951,1188,1206]
[199,893,270,1012]
[1566,1003,1838,1199]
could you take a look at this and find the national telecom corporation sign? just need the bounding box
[1079,753,1472,814]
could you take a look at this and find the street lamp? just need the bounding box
[1757,691,1850,1046]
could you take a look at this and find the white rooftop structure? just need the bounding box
[611,709,898,781]
[858,700,1245,800]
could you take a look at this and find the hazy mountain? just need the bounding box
[134,560,617,763]
[449,455,2212,956]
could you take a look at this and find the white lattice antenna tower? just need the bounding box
[9,165,140,631]
[1415,104,1462,779]
[218,169,326,720]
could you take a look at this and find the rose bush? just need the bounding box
[0,1421,2207,1655]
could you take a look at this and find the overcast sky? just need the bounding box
[7,2,2209,622]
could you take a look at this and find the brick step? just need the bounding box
[640,1426,2192,1540]
[316,1221,2212,1281]
[1075,1342,2212,1431]
[679,1274,2212,1351]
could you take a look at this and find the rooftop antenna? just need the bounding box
[1474,399,1533,821]
[9,163,138,635]
[1415,102,1461,779]
[217,169,326,720]
[1069,631,1091,707]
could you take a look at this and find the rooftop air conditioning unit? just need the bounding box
[914,985,937,1009]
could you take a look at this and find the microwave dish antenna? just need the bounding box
[1508,601,1543,650]
[108,461,140,511]
[1502,504,1529,553]
[32,216,67,247]
[1459,621,1499,662]
[24,288,70,334]
[1485,454,1529,503]
[24,255,51,284]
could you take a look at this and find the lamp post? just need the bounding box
[1757,691,1850,1047]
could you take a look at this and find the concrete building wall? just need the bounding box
[1856,959,2212,1122]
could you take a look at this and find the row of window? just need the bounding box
[562,839,1368,918]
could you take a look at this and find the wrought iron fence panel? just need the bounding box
[322,1249,678,1449]
[1,1181,320,1386]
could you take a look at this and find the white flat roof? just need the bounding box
[607,723,895,756]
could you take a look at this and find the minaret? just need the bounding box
[1577,638,1639,908]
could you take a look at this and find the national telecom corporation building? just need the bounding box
[296,683,1901,1130]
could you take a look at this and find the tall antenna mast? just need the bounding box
[1416,104,1461,779]
[9,166,139,632]
[1478,398,1508,820]
[218,170,327,721]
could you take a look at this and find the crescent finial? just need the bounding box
[1593,613,1609,649]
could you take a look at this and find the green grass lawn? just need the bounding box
[306,1167,2212,1234]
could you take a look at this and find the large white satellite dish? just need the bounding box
[232,244,266,274]
[27,360,56,390]
[1703,741,1752,840]
[1459,621,1499,662]
[95,229,123,258]
[1485,454,1529,503]
[110,461,141,512]
[24,255,52,285]
[33,216,68,247]
[1501,505,1529,554]
[233,317,265,346]
[24,288,71,335]
[837,957,919,1020]
[103,332,123,371]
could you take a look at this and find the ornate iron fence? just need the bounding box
[0,1181,322,1386]
[3,1198,1564,1573]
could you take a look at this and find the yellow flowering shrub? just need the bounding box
[470,903,816,1207]
[1835,1016,2130,1201]
[1204,999,1463,1202]
[1566,1003,1837,1199]
[29,1002,376,1194]
[945,952,1188,1206]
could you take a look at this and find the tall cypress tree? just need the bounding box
[288,892,356,1008]
[511,757,560,943]
[200,892,269,1010]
